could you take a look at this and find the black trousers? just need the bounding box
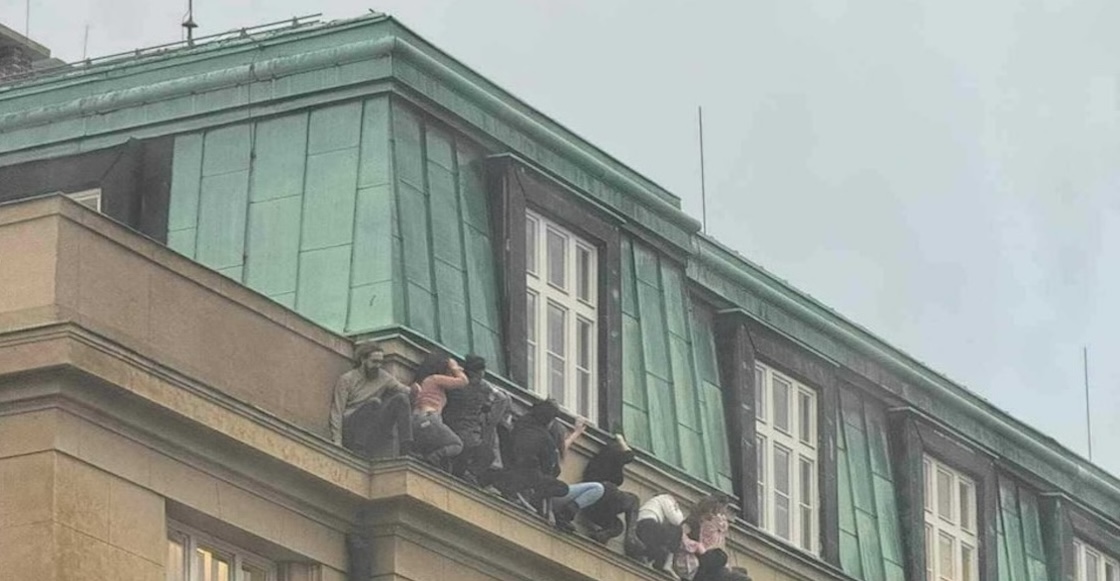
[341,392,413,459]
[633,518,682,569]
[582,484,639,542]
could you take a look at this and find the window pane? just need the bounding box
[547,303,566,356]
[925,524,934,580]
[195,547,232,581]
[1088,553,1100,581]
[774,446,791,539]
[937,468,954,523]
[547,303,566,402]
[757,435,767,528]
[775,496,790,540]
[527,291,538,390]
[799,391,813,445]
[547,228,567,289]
[242,564,268,581]
[578,370,591,418]
[577,245,592,302]
[800,504,813,550]
[167,537,186,581]
[754,367,766,421]
[773,377,790,432]
[774,446,791,494]
[924,458,933,512]
[800,457,813,504]
[1105,561,1116,581]
[939,532,954,581]
[577,318,592,368]
[526,216,538,275]
[959,481,973,532]
[961,543,974,581]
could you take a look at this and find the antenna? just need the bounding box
[82,23,90,61]
[698,105,708,234]
[1083,346,1093,461]
[24,0,30,37]
[182,0,199,44]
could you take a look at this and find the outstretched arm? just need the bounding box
[562,417,588,456]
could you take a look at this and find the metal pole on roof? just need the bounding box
[698,106,708,234]
[25,0,30,37]
[183,0,199,45]
[1083,346,1093,461]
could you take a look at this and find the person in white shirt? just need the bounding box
[628,494,696,571]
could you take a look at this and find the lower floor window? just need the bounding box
[168,522,274,581]
[1076,539,1119,581]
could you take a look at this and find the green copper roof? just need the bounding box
[1,10,1117,522]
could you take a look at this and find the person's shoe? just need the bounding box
[623,535,647,558]
[553,502,579,533]
[588,528,614,544]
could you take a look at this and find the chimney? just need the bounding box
[0,22,62,82]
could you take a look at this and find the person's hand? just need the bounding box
[573,417,588,434]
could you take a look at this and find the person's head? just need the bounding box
[354,343,386,375]
[414,350,457,383]
[527,398,561,426]
[692,492,734,519]
[463,355,486,381]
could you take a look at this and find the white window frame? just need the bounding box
[64,187,102,212]
[1075,538,1120,581]
[923,455,980,581]
[525,209,598,422]
[167,521,276,581]
[754,361,818,554]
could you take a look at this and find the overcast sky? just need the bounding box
[6,0,1118,477]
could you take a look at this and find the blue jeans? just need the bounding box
[557,481,605,509]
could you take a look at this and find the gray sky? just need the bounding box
[7,0,1118,477]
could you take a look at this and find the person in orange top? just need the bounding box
[411,351,469,469]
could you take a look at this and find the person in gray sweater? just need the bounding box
[328,344,416,459]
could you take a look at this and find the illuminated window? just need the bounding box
[167,522,274,581]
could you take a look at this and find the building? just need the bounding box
[0,12,1117,581]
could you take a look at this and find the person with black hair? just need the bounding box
[442,355,499,483]
[579,434,643,549]
[411,351,469,469]
[328,343,416,459]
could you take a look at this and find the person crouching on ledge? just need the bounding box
[411,351,470,470]
[328,343,416,459]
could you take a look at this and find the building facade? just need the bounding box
[0,13,1117,581]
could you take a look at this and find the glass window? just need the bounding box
[774,445,791,540]
[526,215,538,275]
[547,302,567,402]
[924,455,979,581]
[1076,540,1120,581]
[576,245,593,303]
[167,523,274,581]
[754,366,766,421]
[754,362,818,554]
[546,228,567,289]
[773,377,790,433]
[526,291,538,390]
[525,210,598,422]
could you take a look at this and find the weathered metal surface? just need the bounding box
[620,234,731,490]
[837,389,905,581]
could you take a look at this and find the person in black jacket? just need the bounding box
[580,434,643,549]
[442,355,495,484]
[492,399,570,510]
